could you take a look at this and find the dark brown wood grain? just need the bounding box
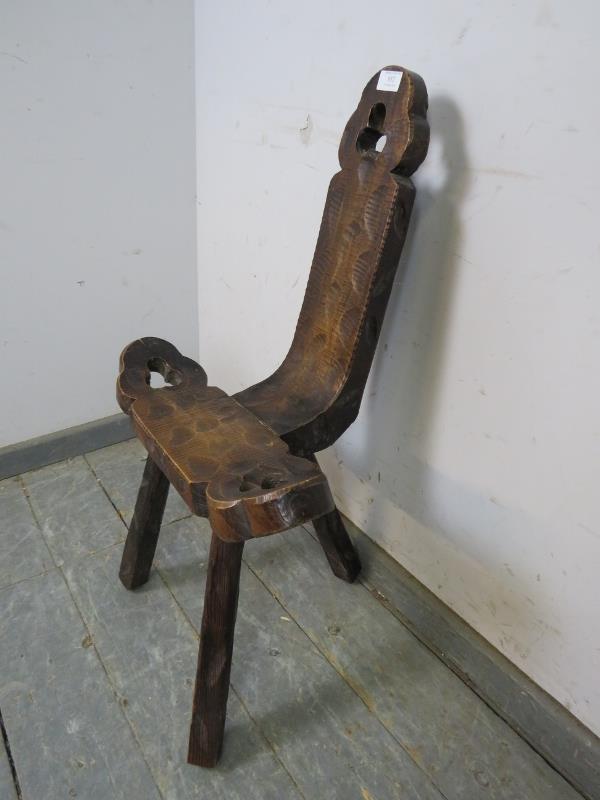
[235,66,429,455]
[187,533,244,767]
[312,507,361,583]
[117,337,335,541]
[119,455,169,589]
[116,65,429,768]
[308,454,361,582]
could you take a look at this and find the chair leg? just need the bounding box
[313,506,361,583]
[119,455,170,590]
[188,532,244,767]
[307,454,361,583]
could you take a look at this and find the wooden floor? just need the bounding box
[0,440,583,800]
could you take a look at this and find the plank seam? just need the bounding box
[155,566,309,800]
[238,553,451,800]
[302,520,597,800]
[0,708,22,799]
[19,475,168,800]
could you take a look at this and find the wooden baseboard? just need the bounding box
[0,414,135,480]
[311,515,600,800]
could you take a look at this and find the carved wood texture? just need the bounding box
[117,337,335,542]
[235,66,429,455]
[116,65,429,769]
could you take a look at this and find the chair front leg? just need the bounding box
[188,532,244,767]
[119,455,170,590]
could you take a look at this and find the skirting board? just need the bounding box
[0,414,135,480]
[306,515,600,800]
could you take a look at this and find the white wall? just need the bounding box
[0,0,197,447]
[196,1,600,735]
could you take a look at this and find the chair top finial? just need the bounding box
[338,65,429,177]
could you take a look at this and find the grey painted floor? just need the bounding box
[0,440,583,800]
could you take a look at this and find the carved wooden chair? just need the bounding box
[116,65,429,767]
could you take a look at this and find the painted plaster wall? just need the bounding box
[195,1,600,735]
[1,0,197,447]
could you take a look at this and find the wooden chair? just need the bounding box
[116,65,429,767]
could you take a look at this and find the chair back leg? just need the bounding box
[306,454,361,582]
[313,507,361,583]
[119,455,170,590]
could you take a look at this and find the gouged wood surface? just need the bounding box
[117,337,333,539]
[236,66,429,453]
[116,66,430,537]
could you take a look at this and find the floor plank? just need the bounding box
[340,515,600,800]
[0,571,161,800]
[63,544,303,800]
[242,525,581,800]
[0,476,53,588]
[21,457,126,566]
[4,442,587,800]
[156,518,445,800]
[85,439,191,526]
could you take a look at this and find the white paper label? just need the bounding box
[376,70,403,92]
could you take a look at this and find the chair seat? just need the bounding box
[117,337,334,541]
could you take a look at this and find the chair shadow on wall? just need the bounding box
[363,94,470,529]
[350,95,549,651]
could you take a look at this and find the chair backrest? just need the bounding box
[235,65,429,455]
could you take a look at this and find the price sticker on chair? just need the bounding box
[376,70,403,92]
